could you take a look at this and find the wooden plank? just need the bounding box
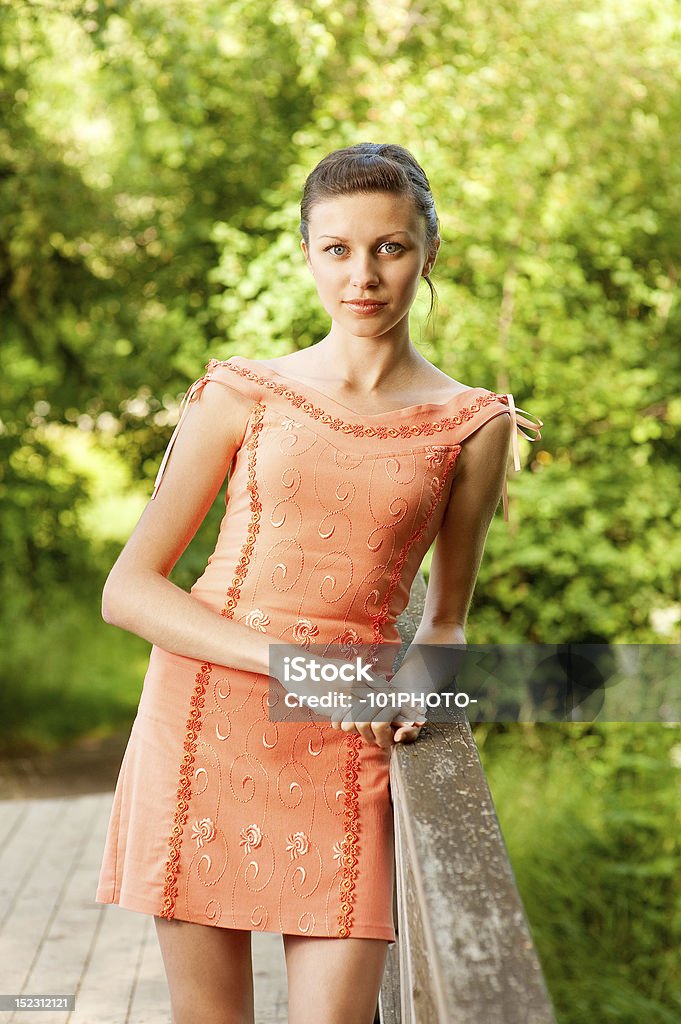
[70,793,165,1024]
[395,790,442,1024]
[30,794,148,1024]
[0,796,99,1000]
[390,717,557,1024]
[125,914,173,1023]
[73,901,151,1023]
[0,801,27,854]
[377,885,401,1023]
[383,570,555,1023]
[0,799,70,934]
[252,932,288,1022]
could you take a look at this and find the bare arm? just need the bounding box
[417,411,513,639]
[101,381,281,677]
[390,413,513,700]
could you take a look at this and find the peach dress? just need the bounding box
[95,355,542,944]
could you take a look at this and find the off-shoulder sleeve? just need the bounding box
[453,391,543,523]
[150,357,261,500]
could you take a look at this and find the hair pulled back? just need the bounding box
[300,142,440,317]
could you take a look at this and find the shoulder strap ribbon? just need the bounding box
[500,393,543,522]
[150,370,216,500]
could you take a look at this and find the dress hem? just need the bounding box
[94,888,397,944]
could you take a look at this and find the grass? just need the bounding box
[477,723,681,1023]
[0,581,150,755]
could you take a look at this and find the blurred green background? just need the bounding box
[1,0,679,1018]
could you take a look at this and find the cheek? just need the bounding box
[394,260,425,295]
[312,263,341,295]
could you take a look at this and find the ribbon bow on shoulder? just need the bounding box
[499,393,543,523]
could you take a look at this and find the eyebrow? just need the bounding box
[318,231,413,241]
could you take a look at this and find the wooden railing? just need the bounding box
[376,572,557,1024]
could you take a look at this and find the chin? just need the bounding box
[336,312,398,335]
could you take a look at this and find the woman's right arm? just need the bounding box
[101,379,280,677]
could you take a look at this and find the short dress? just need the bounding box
[95,354,542,944]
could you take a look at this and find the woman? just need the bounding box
[96,142,542,1024]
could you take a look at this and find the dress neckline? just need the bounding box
[229,356,482,421]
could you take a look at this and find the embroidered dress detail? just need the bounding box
[337,733,362,938]
[221,403,265,617]
[149,358,542,524]
[159,661,212,919]
[218,358,503,439]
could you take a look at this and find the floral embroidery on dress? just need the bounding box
[425,445,449,467]
[191,817,216,848]
[240,824,263,854]
[243,608,271,631]
[287,831,310,859]
[339,628,362,657]
[332,840,345,865]
[293,618,319,648]
[282,417,303,430]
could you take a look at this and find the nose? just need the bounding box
[350,253,380,289]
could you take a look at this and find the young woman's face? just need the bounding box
[301,191,437,341]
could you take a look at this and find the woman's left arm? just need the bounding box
[390,412,513,739]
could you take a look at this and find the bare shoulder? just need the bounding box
[454,409,513,479]
[409,359,475,399]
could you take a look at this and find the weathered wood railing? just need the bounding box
[377,571,557,1024]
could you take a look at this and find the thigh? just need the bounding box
[154,916,255,1024]
[283,933,388,1024]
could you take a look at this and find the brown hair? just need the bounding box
[300,142,440,317]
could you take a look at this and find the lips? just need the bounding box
[343,300,387,313]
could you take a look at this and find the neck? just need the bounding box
[311,333,426,390]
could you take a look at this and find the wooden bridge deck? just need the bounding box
[0,792,288,1024]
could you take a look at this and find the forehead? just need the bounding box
[307,191,423,238]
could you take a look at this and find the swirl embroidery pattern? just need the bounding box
[369,445,462,647]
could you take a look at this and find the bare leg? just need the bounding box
[154,916,255,1024]
[284,934,388,1024]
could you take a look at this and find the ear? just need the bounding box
[300,238,312,270]
[422,236,441,277]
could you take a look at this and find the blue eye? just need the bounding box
[324,244,347,256]
[380,242,404,254]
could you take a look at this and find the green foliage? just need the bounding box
[0,576,150,756]
[477,722,681,1022]
[3,0,680,646]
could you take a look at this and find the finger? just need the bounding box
[393,710,427,727]
[370,721,396,749]
[393,724,423,743]
[359,721,385,746]
[330,706,348,729]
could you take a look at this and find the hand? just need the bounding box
[329,673,426,748]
